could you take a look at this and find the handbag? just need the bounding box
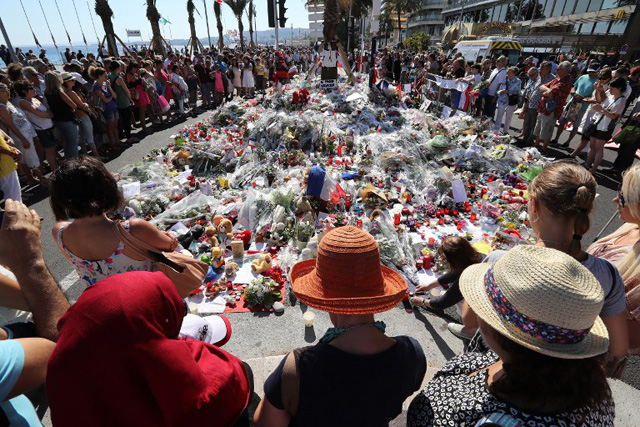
[508,94,519,106]
[112,221,208,298]
[91,114,108,134]
[613,119,640,144]
[158,95,170,113]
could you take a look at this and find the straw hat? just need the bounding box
[291,226,406,315]
[460,245,609,359]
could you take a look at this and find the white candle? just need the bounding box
[303,311,315,328]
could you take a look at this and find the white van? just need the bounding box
[450,38,523,65]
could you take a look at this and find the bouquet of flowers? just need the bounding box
[244,276,282,309]
[322,214,349,231]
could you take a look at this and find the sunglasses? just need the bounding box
[618,184,626,208]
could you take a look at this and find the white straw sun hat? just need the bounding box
[460,245,609,359]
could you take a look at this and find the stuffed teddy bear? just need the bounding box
[217,219,233,248]
[222,261,239,281]
[251,254,272,274]
[205,225,219,247]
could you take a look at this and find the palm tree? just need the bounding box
[378,9,393,47]
[245,0,255,47]
[94,0,118,56]
[214,1,224,50]
[187,0,199,54]
[389,0,420,45]
[224,0,248,50]
[146,0,165,56]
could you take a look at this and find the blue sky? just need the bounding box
[3,0,311,46]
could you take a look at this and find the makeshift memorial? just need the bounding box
[112,71,552,316]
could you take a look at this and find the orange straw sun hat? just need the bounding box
[290,226,407,315]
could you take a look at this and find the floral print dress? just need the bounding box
[407,351,615,427]
[57,220,156,287]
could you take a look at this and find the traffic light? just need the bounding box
[278,0,287,28]
[267,0,275,28]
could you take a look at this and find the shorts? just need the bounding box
[35,127,57,148]
[104,108,119,121]
[533,113,555,141]
[594,129,614,141]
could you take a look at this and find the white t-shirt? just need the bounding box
[487,68,507,96]
[594,94,626,131]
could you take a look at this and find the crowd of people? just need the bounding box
[375,48,640,178]
[0,41,640,426]
[0,44,319,203]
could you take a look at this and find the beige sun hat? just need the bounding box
[460,245,609,359]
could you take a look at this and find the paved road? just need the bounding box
[16,107,640,426]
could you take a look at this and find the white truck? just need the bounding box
[449,38,523,65]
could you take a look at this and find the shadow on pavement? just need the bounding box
[412,308,458,360]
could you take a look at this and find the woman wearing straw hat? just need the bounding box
[254,226,426,426]
[407,245,614,426]
[473,162,629,378]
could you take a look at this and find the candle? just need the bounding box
[303,311,315,327]
[394,213,401,226]
[470,213,477,222]
[438,218,444,226]
[422,255,432,269]
[428,237,435,247]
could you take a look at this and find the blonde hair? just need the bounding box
[622,164,640,221]
[44,71,62,96]
[529,162,597,258]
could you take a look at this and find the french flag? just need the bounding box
[306,165,346,204]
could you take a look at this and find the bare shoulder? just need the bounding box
[51,221,70,239]
[128,218,162,239]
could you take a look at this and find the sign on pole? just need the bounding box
[620,44,628,55]
[126,30,142,38]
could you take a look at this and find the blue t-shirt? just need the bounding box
[573,75,597,112]
[92,83,117,111]
[0,340,41,426]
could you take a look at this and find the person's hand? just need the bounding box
[633,112,640,119]
[10,148,22,162]
[0,199,43,270]
[20,137,30,149]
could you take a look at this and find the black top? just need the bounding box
[46,91,74,122]
[264,335,426,427]
[429,271,463,310]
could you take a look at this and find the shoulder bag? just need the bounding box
[112,221,208,298]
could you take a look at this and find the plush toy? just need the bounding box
[251,254,273,274]
[205,225,219,247]
[217,218,233,247]
[223,261,239,281]
[211,246,225,272]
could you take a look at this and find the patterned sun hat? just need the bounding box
[460,245,609,359]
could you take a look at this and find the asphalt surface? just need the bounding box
[13,104,640,425]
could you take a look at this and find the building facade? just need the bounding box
[441,0,639,58]
[407,0,446,44]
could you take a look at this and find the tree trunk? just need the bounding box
[214,2,224,50]
[323,0,339,41]
[189,14,198,54]
[248,0,254,48]
[150,19,165,55]
[100,18,119,57]
[147,3,165,56]
[237,17,244,50]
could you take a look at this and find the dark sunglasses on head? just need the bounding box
[618,184,626,208]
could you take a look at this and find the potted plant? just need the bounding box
[295,221,313,250]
